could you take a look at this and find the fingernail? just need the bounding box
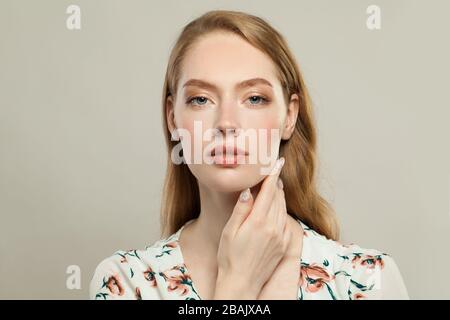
[277,178,284,189]
[275,157,285,173]
[269,157,285,176]
[239,188,251,202]
[278,157,285,172]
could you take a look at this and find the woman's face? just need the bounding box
[167,31,298,192]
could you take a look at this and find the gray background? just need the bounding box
[0,0,449,299]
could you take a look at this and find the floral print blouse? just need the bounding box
[89,218,409,300]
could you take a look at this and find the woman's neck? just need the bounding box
[190,182,262,254]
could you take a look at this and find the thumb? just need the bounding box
[225,188,254,238]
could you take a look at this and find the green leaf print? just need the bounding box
[101,277,108,289]
[155,249,173,258]
[350,279,367,290]
[95,292,108,300]
[324,283,337,300]
[334,270,351,277]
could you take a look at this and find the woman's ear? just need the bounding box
[166,95,178,139]
[281,93,300,140]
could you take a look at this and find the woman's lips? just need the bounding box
[210,145,248,157]
[208,145,249,167]
[211,154,248,166]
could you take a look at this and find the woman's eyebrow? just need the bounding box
[182,78,273,91]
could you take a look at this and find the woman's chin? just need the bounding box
[202,169,265,193]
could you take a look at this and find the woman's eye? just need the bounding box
[186,95,269,107]
[186,96,209,106]
[248,95,269,106]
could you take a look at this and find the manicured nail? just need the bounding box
[275,157,285,173]
[278,157,285,172]
[277,178,284,189]
[269,157,285,176]
[239,188,251,202]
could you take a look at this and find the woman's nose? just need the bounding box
[214,104,241,137]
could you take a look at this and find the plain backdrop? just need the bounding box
[1,0,449,299]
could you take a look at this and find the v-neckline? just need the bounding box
[173,217,307,300]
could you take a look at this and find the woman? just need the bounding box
[89,10,409,300]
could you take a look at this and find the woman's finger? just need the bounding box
[225,188,254,238]
[275,179,286,233]
[248,157,285,223]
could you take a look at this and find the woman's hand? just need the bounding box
[256,214,303,300]
[213,157,291,299]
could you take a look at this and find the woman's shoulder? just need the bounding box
[298,219,409,300]
[89,230,184,300]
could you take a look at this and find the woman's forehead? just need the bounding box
[180,33,280,87]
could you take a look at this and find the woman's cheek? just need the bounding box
[177,116,215,163]
[250,117,283,167]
